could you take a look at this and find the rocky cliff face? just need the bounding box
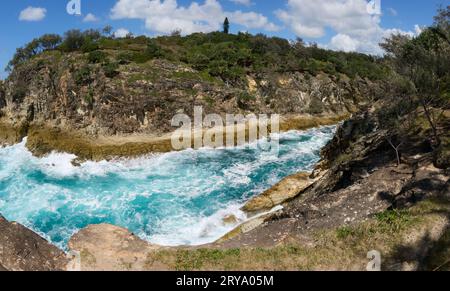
[0,50,382,139]
[0,48,387,159]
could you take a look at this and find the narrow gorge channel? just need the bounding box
[0,125,336,250]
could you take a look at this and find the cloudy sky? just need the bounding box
[0,0,447,78]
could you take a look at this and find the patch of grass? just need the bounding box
[116,52,130,64]
[142,199,448,271]
[124,52,154,64]
[333,153,352,166]
[148,248,242,271]
[375,209,415,232]
[336,226,356,239]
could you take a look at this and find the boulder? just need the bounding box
[0,214,68,271]
[242,172,316,214]
[68,224,161,271]
[222,215,239,225]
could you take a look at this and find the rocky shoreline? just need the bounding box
[0,113,347,160]
[0,115,343,271]
[0,214,68,271]
[1,109,448,271]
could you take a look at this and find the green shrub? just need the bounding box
[117,52,133,64]
[6,29,392,84]
[146,40,164,58]
[60,30,85,52]
[103,62,119,78]
[98,38,123,50]
[75,66,92,85]
[87,51,108,64]
[84,88,94,106]
[81,40,99,53]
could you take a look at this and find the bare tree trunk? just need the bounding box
[386,137,404,166]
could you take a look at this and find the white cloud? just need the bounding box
[114,28,131,38]
[326,27,416,55]
[230,0,252,6]
[83,13,99,22]
[19,6,47,21]
[231,11,279,31]
[330,34,359,52]
[110,0,279,35]
[276,0,374,39]
[276,0,417,55]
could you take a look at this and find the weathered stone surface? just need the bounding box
[68,224,162,271]
[242,172,316,214]
[0,215,68,271]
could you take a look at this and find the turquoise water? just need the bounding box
[0,126,335,249]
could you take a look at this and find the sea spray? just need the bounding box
[0,126,336,249]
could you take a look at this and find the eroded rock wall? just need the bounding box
[0,52,383,138]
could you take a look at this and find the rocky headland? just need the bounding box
[0,32,385,160]
[0,26,449,271]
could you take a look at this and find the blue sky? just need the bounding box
[0,0,447,79]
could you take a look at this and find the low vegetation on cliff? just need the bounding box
[0,20,390,157]
[6,26,390,85]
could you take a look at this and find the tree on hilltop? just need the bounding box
[223,17,230,34]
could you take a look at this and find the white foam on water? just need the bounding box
[0,125,336,248]
[147,202,248,246]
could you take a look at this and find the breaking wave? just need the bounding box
[0,125,336,249]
